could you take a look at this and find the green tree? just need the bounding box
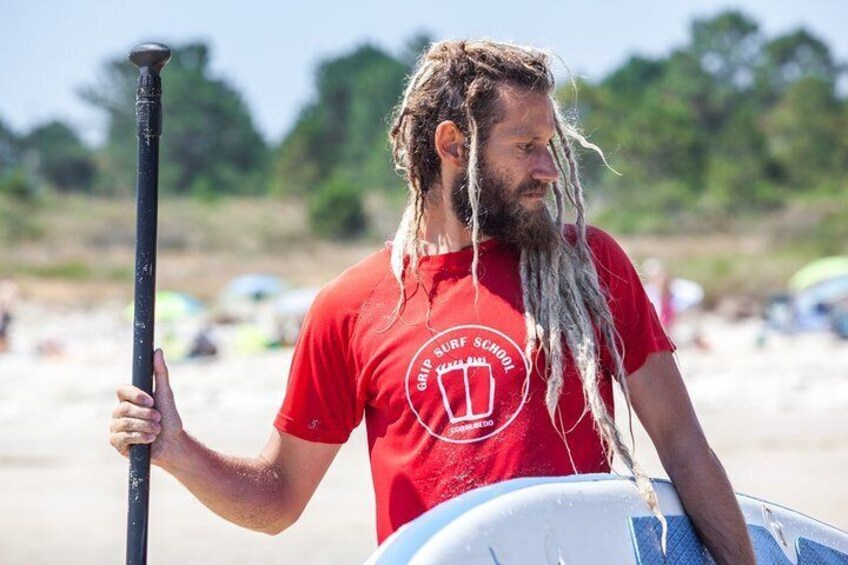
[23,120,94,192]
[701,101,774,210]
[757,29,839,100]
[308,173,367,239]
[0,117,43,241]
[573,53,708,202]
[272,44,408,195]
[763,77,845,191]
[0,118,21,175]
[602,56,665,99]
[399,33,434,67]
[689,10,761,89]
[82,42,268,196]
[574,10,839,219]
[0,168,42,242]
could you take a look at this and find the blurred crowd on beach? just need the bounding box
[2,253,847,364]
[0,273,318,362]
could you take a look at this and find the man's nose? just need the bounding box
[532,148,558,183]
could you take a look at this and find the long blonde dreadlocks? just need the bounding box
[388,39,667,548]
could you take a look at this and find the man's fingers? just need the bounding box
[110,431,157,454]
[110,350,175,460]
[153,348,170,389]
[112,402,161,422]
[116,384,154,407]
[111,417,162,436]
[116,347,170,409]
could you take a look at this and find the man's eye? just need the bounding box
[519,143,534,153]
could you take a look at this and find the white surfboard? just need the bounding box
[366,474,848,564]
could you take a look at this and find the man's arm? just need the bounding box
[110,349,340,535]
[157,429,339,534]
[627,351,756,565]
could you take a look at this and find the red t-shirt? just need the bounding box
[274,226,673,542]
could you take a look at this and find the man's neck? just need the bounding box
[418,185,492,255]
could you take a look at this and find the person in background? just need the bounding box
[643,257,677,330]
[643,258,710,351]
[0,278,20,353]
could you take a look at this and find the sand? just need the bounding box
[0,304,846,564]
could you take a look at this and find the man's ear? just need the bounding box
[434,121,466,167]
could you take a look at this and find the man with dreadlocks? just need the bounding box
[110,40,755,562]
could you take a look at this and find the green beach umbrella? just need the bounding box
[124,290,204,322]
[789,256,848,291]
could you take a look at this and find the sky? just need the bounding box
[2,0,846,146]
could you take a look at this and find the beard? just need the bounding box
[450,160,558,252]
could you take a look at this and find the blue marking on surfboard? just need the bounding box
[630,518,803,564]
[798,537,848,564]
[630,519,838,564]
[747,525,793,564]
[630,515,715,564]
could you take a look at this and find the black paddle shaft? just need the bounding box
[126,42,170,565]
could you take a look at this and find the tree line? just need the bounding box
[573,11,846,232]
[1,11,845,239]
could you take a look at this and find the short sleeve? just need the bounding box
[274,286,363,444]
[586,227,675,376]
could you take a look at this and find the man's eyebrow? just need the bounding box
[505,128,556,140]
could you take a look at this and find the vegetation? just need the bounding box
[307,173,368,239]
[0,12,845,298]
[80,42,269,197]
[571,11,846,233]
[272,44,410,196]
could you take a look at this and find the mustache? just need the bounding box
[517,181,551,196]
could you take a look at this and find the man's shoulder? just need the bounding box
[562,224,626,257]
[310,245,393,318]
[562,224,637,290]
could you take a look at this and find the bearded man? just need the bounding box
[110,40,755,563]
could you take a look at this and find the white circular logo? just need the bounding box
[405,325,530,444]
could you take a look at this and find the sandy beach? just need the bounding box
[1,303,846,564]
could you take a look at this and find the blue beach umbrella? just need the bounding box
[221,274,287,302]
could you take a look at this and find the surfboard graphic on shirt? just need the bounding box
[435,356,495,424]
[405,325,530,444]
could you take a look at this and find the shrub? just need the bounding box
[308,174,367,239]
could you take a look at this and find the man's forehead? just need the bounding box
[492,85,556,138]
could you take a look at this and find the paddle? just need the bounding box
[126,42,171,565]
